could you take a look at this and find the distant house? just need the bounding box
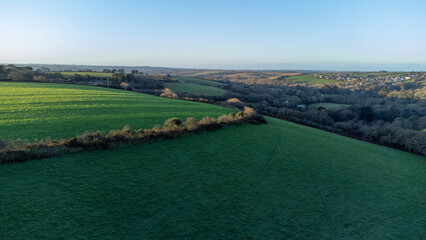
[296,104,306,110]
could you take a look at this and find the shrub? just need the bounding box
[236,107,257,120]
[218,114,239,125]
[244,106,256,117]
[164,118,183,131]
[106,126,131,142]
[199,116,216,126]
[217,115,231,124]
[160,88,178,98]
[247,115,267,125]
[120,82,130,90]
[0,139,6,151]
[184,117,199,131]
[72,131,108,149]
[145,126,161,137]
[236,111,245,119]
[226,98,243,103]
[199,116,221,131]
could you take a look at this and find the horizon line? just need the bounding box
[2,62,426,72]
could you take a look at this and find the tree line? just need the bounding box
[161,79,425,156]
[0,64,167,93]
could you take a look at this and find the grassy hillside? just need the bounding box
[350,72,406,78]
[0,82,425,239]
[0,82,231,140]
[172,76,224,87]
[165,77,227,96]
[165,82,227,96]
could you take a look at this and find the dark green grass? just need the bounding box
[165,81,227,96]
[308,102,350,110]
[0,82,231,140]
[0,117,424,239]
[57,71,113,78]
[284,74,338,85]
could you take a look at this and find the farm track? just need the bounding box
[255,121,283,183]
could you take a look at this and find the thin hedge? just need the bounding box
[0,107,266,164]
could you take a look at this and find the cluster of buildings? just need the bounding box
[314,73,421,83]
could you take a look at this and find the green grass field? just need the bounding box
[57,71,113,78]
[187,71,222,77]
[0,83,425,239]
[0,82,231,140]
[308,102,350,110]
[284,74,338,85]
[165,77,227,96]
[350,72,406,78]
[172,76,224,87]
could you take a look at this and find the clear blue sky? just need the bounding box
[1,0,425,70]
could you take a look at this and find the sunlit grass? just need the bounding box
[0,82,231,140]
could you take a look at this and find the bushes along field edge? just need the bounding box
[0,107,266,164]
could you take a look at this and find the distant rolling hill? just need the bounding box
[0,82,424,239]
[165,76,227,96]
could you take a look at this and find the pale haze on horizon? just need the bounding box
[1,0,426,70]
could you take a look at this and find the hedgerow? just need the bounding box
[0,107,266,164]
